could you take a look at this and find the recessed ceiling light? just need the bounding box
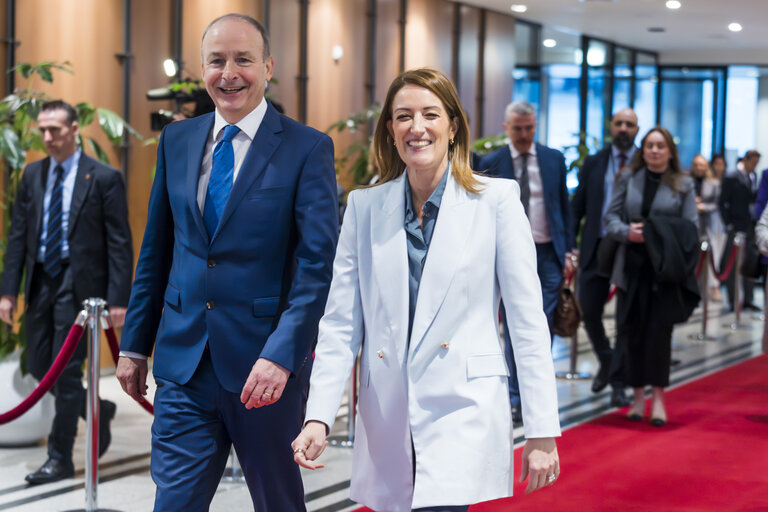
[665,0,681,9]
[647,27,666,33]
[510,4,527,13]
[728,22,743,32]
[542,38,557,48]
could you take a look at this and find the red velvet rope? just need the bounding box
[709,242,738,283]
[103,322,154,415]
[606,285,617,303]
[0,323,85,425]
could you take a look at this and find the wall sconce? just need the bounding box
[332,45,344,64]
[163,58,178,78]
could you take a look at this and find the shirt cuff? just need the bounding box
[119,350,148,360]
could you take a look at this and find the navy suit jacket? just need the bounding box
[570,146,611,272]
[478,143,573,268]
[120,104,339,393]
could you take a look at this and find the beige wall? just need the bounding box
[374,0,401,104]
[482,10,516,138]
[269,2,300,119]
[404,0,453,75]
[458,4,481,139]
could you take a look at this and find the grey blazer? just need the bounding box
[604,168,698,289]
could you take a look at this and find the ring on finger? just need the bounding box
[293,448,305,455]
[547,474,557,483]
[262,391,273,398]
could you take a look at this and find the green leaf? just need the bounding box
[11,63,33,79]
[0,127,27,170]
[76,102,96,127]
[35,64,53,83]
[86,137,111,164]
[96,108,141,144]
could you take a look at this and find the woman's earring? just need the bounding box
[449,138,454,146]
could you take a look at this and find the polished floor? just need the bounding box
[0,291,763,512]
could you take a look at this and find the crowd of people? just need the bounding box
[2,11,764,512]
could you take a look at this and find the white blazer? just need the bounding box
[305,171,560,512]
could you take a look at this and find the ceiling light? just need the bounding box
[665,0,681,9]
[728,22,743,32]
[510,4,527,12]
[542,38,557,48]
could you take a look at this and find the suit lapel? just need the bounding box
[371,174,410,368]
[68,155,95,236]
[502,147,517,180]
[210,105,282,243]
[187,115,215,242]
[409,172,475,352]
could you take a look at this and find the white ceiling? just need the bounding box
[460,0,768,64]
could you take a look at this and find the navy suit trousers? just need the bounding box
[151,349,307,511]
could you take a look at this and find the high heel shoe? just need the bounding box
[650,416,666,427]
[626,406,644,421]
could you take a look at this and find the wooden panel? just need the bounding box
[374,0,400,104]
[306,0,368,190]
[404,0,452,76]
[458,4,480,139]
[182,0,262,83]
[482,11,515,138]
[269,1,300,119]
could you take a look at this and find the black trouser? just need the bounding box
[578,259,625,388]
[723,229,755,308]
[25,263,86,464]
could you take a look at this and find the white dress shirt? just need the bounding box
[509,143,551,243]
[38,149,81,261]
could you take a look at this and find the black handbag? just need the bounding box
[552,282,582,338]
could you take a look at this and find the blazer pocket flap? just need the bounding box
[467,353,509,379]
[164,284,180,308]
[252,296,280,317]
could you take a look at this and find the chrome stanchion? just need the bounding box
[328,354,358,448]
[221,448,246,483]
[556,272,590,380]
[724,232,748,330]
[690,240,720,341]
[66,298,121,512]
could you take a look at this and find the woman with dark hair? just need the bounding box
[291,68,561,512]
[696,154,726,301]
[604,126,699,427]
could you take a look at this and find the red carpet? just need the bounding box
[354,355,768,512]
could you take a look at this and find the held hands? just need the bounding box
[116,356,149,402]
[292,420,329,470]
[0,295,17,326]
[240,358,290,409]
[520,437,560,494]
[628,222,645,243]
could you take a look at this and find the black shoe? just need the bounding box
[511,406,523,425]
[99,400,116,458]
[743,303,762,312]
[25,458,74,485]
[609,388,632,408]
[591,364,611,393]
[650,417,666,427]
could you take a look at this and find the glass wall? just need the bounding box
[725,66,761,168]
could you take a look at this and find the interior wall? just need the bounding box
[374,0,401,104]
[458,4,480,139]
[482,10,516,138]
[404,0,453,75]
[268,2,301,119]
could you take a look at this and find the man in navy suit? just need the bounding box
[570,108,638,408]
[478,101,573,421]
[116,14,338,511]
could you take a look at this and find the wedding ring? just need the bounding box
[262,391,273,398]
[293,448,305,455]
[547,474,557,483]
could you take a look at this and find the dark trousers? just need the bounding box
[25,263,86,464]
[578,262,625,388]
[151,348,307,512]
[723,229,755,308]
[503,242,561,406]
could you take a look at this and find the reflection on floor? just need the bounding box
[0,294,763,511]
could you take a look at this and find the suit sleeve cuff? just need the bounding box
[119,350,148,360]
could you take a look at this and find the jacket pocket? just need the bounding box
[252,296,280,317]
[164,283,181,311]
[466,353,509,379]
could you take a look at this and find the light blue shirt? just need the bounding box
[38,149,80,261]
[601,144,637,237]
[404,165,449,339]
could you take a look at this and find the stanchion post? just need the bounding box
[556,271,590,381]
[690,240,720,341]
[65,298,121,512]
[724,233,748,330]
[328,354,358,448]
[221,448,246,483]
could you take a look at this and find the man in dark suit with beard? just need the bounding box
[570,108,639,407]
[0,100,133,484]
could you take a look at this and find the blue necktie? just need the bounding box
[43,165,65,278]
[203,125,240,237]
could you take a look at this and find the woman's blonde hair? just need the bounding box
[372,68,482,194]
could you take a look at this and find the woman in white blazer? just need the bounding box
[292,68,561,512]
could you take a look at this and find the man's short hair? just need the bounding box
[40,100,78,126]
[745,150,761,160]
[504,101,536,119]
[201,13,270,60]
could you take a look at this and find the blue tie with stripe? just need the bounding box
[43,164,65,278]
[203,124,240,237]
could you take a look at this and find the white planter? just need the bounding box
[0,350,55,446]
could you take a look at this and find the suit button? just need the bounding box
[377,349,385,359]
[207,259,216,268]
[206,301,215,310]
[440,342,450,349]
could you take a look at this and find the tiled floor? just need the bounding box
[0,293,763,511]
